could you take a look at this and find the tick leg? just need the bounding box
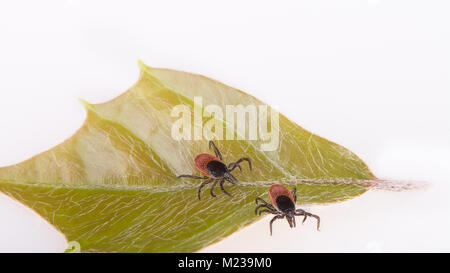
[209,140,223,161]
[237,157,252,170]
[269,215,284,236]
[227,162,242,172]
[255,197,270,206]
[178,174,208,179]
[295,209,320,231]
[255,204,267,214]
[307,212,321,231]
[295,209,307,223]
[229,157,252,172]
[197,178,214,200]
[258,209,278,216]
[210,180,219,197]
[255,203,276,215]
[291,186,297,203]
[219,179,233,197]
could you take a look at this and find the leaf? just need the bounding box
[0,62,375,252]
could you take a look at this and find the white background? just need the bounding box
[0,0,449,252]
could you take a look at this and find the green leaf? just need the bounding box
[0,62,375,252]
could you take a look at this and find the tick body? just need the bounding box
[177,141,252,200]
[255,184,320,235]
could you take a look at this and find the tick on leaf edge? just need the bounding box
[255,184,320,235]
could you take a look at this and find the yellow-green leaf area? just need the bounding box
[0,62,375,252]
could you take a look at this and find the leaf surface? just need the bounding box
[0,62,375,252]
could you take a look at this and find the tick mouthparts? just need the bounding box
[287,216,295,228]
[224,172,237,183]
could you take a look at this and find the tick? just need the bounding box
[255,184,320,235]
[177,140,252,200]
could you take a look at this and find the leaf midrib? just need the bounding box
[0,178,376,193]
